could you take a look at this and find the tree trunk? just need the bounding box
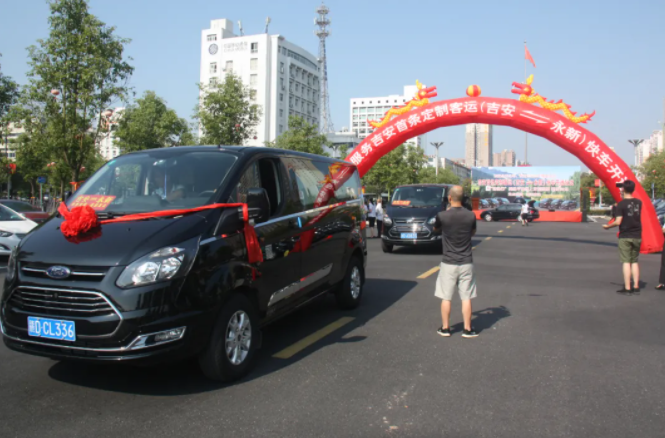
[29,181,35,200]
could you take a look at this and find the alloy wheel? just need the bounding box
[225,310,252,365]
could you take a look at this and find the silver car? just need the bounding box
[0,203,38,256]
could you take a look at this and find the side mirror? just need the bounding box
[246,188,270,224]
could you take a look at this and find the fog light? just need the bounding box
[127,327,186,350]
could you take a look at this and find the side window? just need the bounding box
[228,162,261,204]
[333,165,361,202]
[228,159,286,218]
[282,158,334,209]
[498,205,506,211]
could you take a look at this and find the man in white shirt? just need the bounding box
[520,202,530,226]
[367,199,377,238]
[376,198,384,238]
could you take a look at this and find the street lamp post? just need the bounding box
[628,139,644,167]
[430,142,443,176]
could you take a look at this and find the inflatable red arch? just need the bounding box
[342,86,664,254]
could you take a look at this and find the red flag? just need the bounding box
[525,45,536,68]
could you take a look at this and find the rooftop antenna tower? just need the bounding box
[238,20,244,36]
[315,2,333,133]
[264,17,271,34]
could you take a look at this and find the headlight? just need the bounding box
[6,246,17,282]
[0,230,13,238]
[116,237,199,288]
[427,217,436,225]
[383,216,392,225]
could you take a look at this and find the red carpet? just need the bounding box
[474,210,583,222]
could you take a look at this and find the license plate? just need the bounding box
[28,317,76,341]
[400,233,417,239]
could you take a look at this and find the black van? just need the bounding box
[381,184,469,253]
[1,146,367,382]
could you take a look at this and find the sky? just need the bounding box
[1,0,664,168]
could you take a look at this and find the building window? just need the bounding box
[251,42,258,53]
[250,58,258,71]
[279,109,284,117]
[207,34,217,42]
[209,77,218,86]
[225,60,233,72]
[210,62,217,74]
[280,93,283,102]
[279,125,284,134]
[352,108,358,114]
[250,74,258,86]
[250,89,257,101]
[280,62,284,74]
[280,77,284,90]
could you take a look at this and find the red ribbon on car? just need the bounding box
[57,203,263,264]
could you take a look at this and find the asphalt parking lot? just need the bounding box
[1,220,665,438]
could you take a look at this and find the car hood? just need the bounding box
[0,220,38,234]
[17,212,215,267]
[386,204,441,221]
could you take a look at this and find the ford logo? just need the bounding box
[46,266,71,279]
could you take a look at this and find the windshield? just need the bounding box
[1,201,38,213]
[68,150,238,214]
[0,204,26,221]
[391,186,446,207]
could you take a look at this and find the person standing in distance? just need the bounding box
[376,197,384,238]
[433,186,479,338]
[367,198,377,238]
[603,180,642,295]
[520,201,530,226]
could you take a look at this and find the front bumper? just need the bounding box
[1,272,216,363]
[382,220,441,246]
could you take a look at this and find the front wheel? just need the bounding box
[483,214,493,222]
[199,294,259,382]
[335,256,364,309]
[381,240,393,253]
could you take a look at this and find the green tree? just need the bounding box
[639,149,665,199]
[114,91,193,152]
[417,166,460,185]
[19,0,133,184]
[266,116,330,156]
[362,145,427,194]
[0,54,20,121]
[194,73,261,145]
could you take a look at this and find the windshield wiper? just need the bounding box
[96,211,128,219]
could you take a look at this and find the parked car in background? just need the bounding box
[538,198,553,209]
[497,197,510,205]
[480,203,539,222]
[486,198,501,208]
[478,199,491,209]
[550,199,564,209]
[0,200,50,223]
[561,200,578,210]
[0,204,38,256]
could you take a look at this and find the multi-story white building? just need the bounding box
[0,123,25,161]
[465,124,493,167]
[96,107,124,161]
[635,130,664,166]
[326,128,360,159]
[349,85,427,149]
[200,19,320,147]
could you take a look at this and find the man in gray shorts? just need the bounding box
[433,186,478,338]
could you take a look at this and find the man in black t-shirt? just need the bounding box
[432,186,478,338]
[603,180,642,295]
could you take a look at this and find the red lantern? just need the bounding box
[50,89,60,96]
[466,85,482,97]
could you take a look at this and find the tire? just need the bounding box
[199,293,259,382]
[527,218,534,223]
[335,256,364,310]
[483,213,493,222]
[381,240,393,253]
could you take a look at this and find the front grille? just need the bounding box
[20,262,108,282]
[8,287,117,318]
[394,219,425,225]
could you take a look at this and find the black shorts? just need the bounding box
[368,217,376,227]
[521,213,528,219]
